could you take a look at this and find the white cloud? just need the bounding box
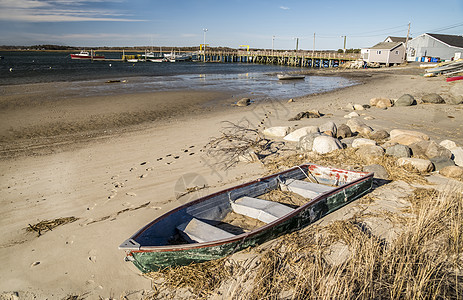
[279,6,290,10]
[0,0,143,22]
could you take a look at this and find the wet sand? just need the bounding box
[0,66,462,298]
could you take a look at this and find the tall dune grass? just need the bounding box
[148,188,462,299]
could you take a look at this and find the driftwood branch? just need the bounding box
[205,120,273,170]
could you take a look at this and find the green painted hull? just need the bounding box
[127,173,372,272]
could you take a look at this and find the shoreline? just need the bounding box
[0,66,462,298]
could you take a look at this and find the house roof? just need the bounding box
[369,42,403,50]
[426,33,463,48]
[385,36,407,43]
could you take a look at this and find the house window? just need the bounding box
[377,51,381,54]
[395,50,399,55]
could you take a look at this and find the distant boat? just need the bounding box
[164,51,191,62]
[277,74,305,80]
[149,58,167,63]
[70,50,105,60]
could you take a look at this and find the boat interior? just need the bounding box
[119,165,366,249]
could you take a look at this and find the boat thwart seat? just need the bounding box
[177,217,235,243]
[231,196,295,223]
[281,179,336,199]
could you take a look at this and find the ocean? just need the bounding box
[0,51,356,100]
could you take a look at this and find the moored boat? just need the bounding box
[70,50,105,60]
[277,74,305,80]
[119,163,373,272]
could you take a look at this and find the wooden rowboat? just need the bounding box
[119,163,373,272]
[277,74,305,80]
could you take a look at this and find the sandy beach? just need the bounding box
[1,66,462,299]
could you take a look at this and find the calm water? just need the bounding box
[0,51,356,100]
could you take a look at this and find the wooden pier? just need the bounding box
[198,50,360,68]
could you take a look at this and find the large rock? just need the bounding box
[430,156,456,171]
[450,147,463,166]
[353,104,365,111]
[312,136,343,154]
[344,111,360,119]
[352,138,377,148]
[370,97,393,108]
[236,98,251,106]
[439,166,463,179]
[288,111,321,121]
[319,121,337,138]
[439,139,458,150]
[395,94,416,106]
[397,157,434,173]
[448,83,463,105]
[346,119,373,136]
[368,129,390,141]
[424,141,453,159]
[386,144,412,158]
[299,132,323,151]
[283,126,319,142]
[409,140,452,159]
[262,126,290,137]
[363,164,389,180]
[337,124,353,139]
[389,129,429,141]
[421,93,445,104]
[356,145,385,161]
[340,137,356,148]
[389,129,430,146]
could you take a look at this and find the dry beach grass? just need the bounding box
[147,186,463,299]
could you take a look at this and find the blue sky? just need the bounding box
[0,0,462,50]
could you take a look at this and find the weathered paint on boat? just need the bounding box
[121,164,373,272]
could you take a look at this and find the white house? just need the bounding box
[361,42,405,66]
[407,33,463,62]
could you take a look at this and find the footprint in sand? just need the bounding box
[30,261,40,267]
[88,250,97,263]
[139,174,148,178]
[189,153,195,156]
[157,158,163,161]
[174,156,180,159]
[140,162,147,165]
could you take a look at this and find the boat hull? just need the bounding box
[70,54,105,60]
[121,164,373,272]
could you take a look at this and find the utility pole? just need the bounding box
[340,35,347,53]
[313,32,315,56]
[272,35,275,56]
[404,22,411,63]
[294,37,299,51]
[203,28,208,62]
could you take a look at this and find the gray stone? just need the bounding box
[421,93,445,104]
[424,141,453,159]
[430,156,456,171]
[262,126,290,137]
[369,129,390,141]
[288,111,321,121]
[395,94,416,106]
[444,96,463,105]
[439,166,463,179]
[352,138,377,148]
[344,111,360,119]
[356,145,385,161]
[389,129,429,140]
[319,121,337,137]
[299,132,323,151]
[340,137,356,148]
[353,104,364,110]
[449,83,463,105]
[450,147,463,166]
[363,164,389,180]
[386,144,412,158]
[440,139,458,150]
[397,157,434,173]
[312,136,343,154]
[337,124,353,139]
[236,98,251,106]
[346,119,373,136]
[283,126,319,142]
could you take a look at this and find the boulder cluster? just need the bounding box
[262,117,463,180]
[364,93,462,107]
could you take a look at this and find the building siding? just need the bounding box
[407,34,463,61]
